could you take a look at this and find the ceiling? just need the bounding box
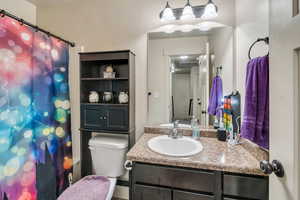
[26,0,73,6]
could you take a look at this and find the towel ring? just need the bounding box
[248,37,269,60]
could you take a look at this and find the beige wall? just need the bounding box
[0,0,36,24]
[35,0,235,167]
[235,0,269,113]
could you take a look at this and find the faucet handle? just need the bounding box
[173,120,179,128]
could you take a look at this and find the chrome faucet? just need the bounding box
[169,120,182,139]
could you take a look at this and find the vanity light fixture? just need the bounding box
[202,0,218,19]
[180,0,196,21]
[161,1,176,22]
[159,0,218,22]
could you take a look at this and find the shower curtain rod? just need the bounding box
[0,9,75,47]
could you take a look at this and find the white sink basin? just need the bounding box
[147,135,203,157]
[160,123,191,128]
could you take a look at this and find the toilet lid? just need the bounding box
[89,135,128,149]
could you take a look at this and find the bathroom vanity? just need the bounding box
[127,132,269,200]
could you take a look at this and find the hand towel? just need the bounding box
[208,75,223,118]
[241,55,269,149]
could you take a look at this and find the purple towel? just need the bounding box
[58,176,110,200]
[208,75,223,118]
[241,55,269,149]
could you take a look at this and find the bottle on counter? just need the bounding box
[191,116,201,140]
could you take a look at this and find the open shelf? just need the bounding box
[81,77,128,81]
[81,103,128,106]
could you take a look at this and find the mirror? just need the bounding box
[147,23,234,128]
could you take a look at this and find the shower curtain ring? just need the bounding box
[0,10,6,17]
[34,25,39,32]
[19,19,24,25]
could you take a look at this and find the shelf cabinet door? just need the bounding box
[133,184,171,200]
[173,190,214,200]
[106,106,129,131]
[81,105,107,130]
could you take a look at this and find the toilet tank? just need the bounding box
[89,134,128,178]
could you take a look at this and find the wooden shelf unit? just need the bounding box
[79,50,135,178]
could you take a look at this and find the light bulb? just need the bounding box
[162,25,176,34]
[180,0,195,21]
[202,0,218,19]
[180,24,194,32]
[198,22,212,31]
[180,56,189,59]
[161,2,176,22]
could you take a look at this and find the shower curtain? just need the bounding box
[0,17,72,200]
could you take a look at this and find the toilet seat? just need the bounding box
[106,177,117,200]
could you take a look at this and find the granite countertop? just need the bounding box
[127,133,268,176]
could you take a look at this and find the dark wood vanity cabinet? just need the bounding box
[130,163,268,200]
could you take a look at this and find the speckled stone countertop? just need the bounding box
[127,133,268,176]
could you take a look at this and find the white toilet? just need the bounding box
[89,134,128,200]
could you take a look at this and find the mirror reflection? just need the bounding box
[147,24,234,128]
[170,54,208,125]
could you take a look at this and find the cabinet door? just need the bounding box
[173,190,214,200]
[106,106,129,131]
[223,174,268,200]
[81,105,107,130]
[133,184,171,200]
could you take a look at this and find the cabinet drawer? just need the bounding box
[223,174,268,200]
[133,163,215,193]
[81,105,106,130]
[174,190,214,200]
[133,184,171,200]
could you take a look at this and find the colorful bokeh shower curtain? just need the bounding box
[0,17,72,200]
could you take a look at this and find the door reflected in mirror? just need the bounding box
[170,54,209,126]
